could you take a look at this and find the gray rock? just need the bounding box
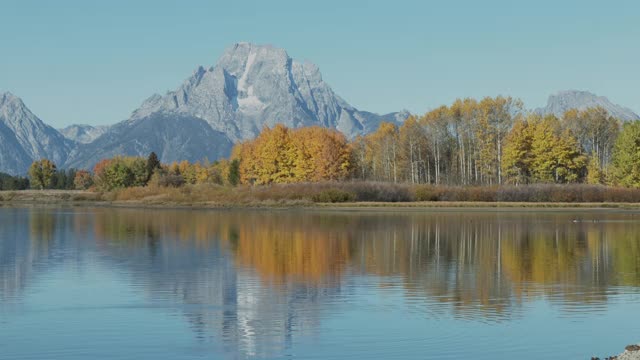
[0,92,73,175]
[59,124,110,144]
[537,90,640,121]
[64,113,232,170]
[612,343,640,360]
[62,43,408,171]
[129,42,407,142]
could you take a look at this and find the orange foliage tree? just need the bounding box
[232,124,352,185]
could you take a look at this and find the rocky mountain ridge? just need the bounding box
[1,44,638,175]
[536,90,639,121]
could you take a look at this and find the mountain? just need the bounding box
[129,42,407,141]
[537,90,640,121]
[0,92,73,175]
[64,113,232,170]
[59,124,109,144]
[64,42,408,170]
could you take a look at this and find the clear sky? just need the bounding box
[1,0,638,128]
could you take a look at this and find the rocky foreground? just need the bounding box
[593,344,640,360]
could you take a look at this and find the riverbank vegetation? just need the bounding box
[0,172,30,190]
[105,182,640,205]
[8,97,640,204]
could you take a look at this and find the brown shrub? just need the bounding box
[311,189,357,203]
[107,182,640,205]
[412,184,640,203]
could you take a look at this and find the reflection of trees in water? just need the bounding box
[2,208,640,354]
[91,209,336,359]
[89,210,640,316]
[0,208,35,302]
[0,208,94,303]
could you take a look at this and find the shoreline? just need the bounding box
[5,190,640,211]
[3,191,640,359]
[600,344,640,360]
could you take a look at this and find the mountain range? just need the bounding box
[59,124,109,144]
[1,43,639,175]
[536,90,639,121]
[0,92,73,175]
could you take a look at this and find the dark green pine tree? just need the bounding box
[146,152,161,183]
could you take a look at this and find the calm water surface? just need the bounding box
[1,207,640,359]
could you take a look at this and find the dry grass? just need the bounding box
[4,182,640,208]
[413,184,640,203]
[109,182,412,206]
[109,182,640,206]
[0,190,101,204]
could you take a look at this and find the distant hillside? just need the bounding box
[65,113,233,170]
[0,92,73,175]
[59,124,109,144]
[63,42,409,170]
[536,90,639,121]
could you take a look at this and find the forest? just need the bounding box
[9,96,640,203]
[231,97,634,187]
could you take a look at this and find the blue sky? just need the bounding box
[1,0,638,127]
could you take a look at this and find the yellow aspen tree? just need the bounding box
[28,159,57,190]
[350,136,370,181]
[610,121,640,187]
[420,106,450,185]
[367,122,400,182]
[501,117,534,185]
[586,152,604,185]
[398,116,427,183]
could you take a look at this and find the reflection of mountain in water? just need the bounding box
[91,209,345,358]
[0,208,96,303]
[2,208,640,356]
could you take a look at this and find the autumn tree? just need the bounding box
[73,170,94,190]
[449,98,480,185]
[365,122,400,182]
[290,126,352,182]
[234,124,295,184]
[609,121,640,187]
[350,136,371,181]
[476,96,523,184]
[92,157,146,188]
[231,141,256,184]
[178,160,197,184]
[28,159,57,190]
[128,157,149,187]
[530,115,586,183]
[398,116,429,183]
[92,159,112,190]
[501,118,534,185]
[232,124,352,185]
[420,107,451,184]
[586,152,605,185]
[562,107,619,171]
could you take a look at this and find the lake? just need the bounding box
[1,206,639,359]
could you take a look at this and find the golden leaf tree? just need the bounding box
[28,159,57,190]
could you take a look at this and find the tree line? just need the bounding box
[1,163,80,191]
[11,96,640,191]
[226,97,637,187]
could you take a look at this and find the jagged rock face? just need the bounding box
[2,43,411,173]
[0,92,72,175]
[64,113,232,170]
[59,124,109,144]
[537,90,640,121]
[131,43,407,142]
